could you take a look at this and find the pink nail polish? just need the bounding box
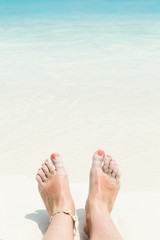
[51,153,59,158]
[98,149,105,156]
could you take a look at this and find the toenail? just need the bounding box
[38,168,41,171]
[98,149,105,156]
[107,155,112,159]
[51,153,59,158]
[46,159,49,162]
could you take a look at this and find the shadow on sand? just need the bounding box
[25,210,49,235]
[25,208,88,240]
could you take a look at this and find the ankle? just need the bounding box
[86,197,109,213]
[85,200,110,231]
[86,205,109,221]
[54,198,75,215]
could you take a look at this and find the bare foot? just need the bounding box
[36,153,75,217]
[84,149,121,235]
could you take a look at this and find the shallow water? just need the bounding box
[0,12,160,192]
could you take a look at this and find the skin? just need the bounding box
[36,154,75,240]
[84,150,122,240]
[36,150,122,240]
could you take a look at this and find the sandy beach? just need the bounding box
[0,6,160,239]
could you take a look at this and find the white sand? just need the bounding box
[1,17,160,239]
[1,176,160,240]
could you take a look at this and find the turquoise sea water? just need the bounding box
[0,0,160,47]
[1,0,160,18]
[0,0,160,45]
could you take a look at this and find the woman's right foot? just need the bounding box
[84,150,121,235]
[36,153,75,217]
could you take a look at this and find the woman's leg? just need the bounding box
[36,153,75,240]
[42,213,74,240]
[84,150,123,240]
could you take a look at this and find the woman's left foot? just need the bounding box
[84,150,121,235]
[36,153,75,216]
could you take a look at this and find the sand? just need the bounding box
[1,16,160,239]
[1,176,160,240]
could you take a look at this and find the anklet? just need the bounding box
[50,208,78,235]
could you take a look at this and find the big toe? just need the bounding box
[51,153,66,174]
[91,149,105,171]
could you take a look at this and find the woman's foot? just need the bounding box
[36,153,75,217]
[84,150,121,235]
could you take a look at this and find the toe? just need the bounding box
[91,149,105,171]
[51,153,65,174]
[108,159,115,174]
[102,154,112,174]
[45,159,55,174]
[116,169,121,183]
[36,174,43,184]
[38,168,47,182]
[41,163,50,176]
[111,163,119,178]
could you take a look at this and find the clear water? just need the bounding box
[0,1,160,192]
